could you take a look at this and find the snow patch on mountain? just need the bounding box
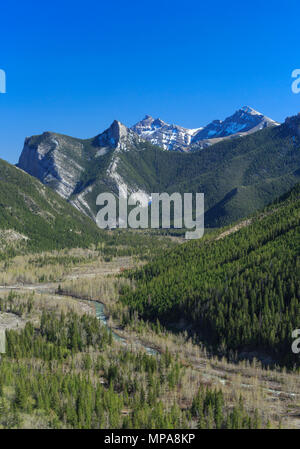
[132,115,201,151]
[192,106,279,143]
[132,107,279,151]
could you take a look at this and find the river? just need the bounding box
[88,300,158,356]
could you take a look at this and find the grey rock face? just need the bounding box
[17,121,146,220]
[17,132,84,199]
[97,120,135,148]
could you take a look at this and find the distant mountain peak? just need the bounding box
[240,105,259,114]
[97,120,134,148]
[16,111,300,233]
[152,118,166,127]
[133,115,167,130]
[109,119,128,139]
[132,107,279,151]
[131,116,200,151]
[191,106,279,145]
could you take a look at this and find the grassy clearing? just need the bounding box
[0,249,99,285]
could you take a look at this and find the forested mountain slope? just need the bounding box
[0,158,178,260]
[121,184,300,366]
[18,115,300,228]
[0,158,105,254]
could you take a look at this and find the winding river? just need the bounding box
[89,300,158,356]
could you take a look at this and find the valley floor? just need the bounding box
[0,251,299,429]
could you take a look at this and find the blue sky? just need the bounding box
[1,0,300,163]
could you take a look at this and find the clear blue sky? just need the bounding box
[1,0,300,163]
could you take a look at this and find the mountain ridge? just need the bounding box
[0,157,105,254]
[17,112,300,229]
[132,106,279,151]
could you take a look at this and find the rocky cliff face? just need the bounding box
[17,121,148,220]
[97,120,140,150]
[17,132,85,199]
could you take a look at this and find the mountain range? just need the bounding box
[131,106,279,151]
[16,109,300,228]
[2,107,300,367]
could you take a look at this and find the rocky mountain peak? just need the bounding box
[131,116,200,150]
[132,107,279,151]
[152,118,166,128]
[240,106,258,114]
[192,106,279,144]
[97,120,130,148]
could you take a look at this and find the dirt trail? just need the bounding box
[215,204,283,242]
[216,219,252,240]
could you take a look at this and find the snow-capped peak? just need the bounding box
[131,116,201,151]
[240,106,261,115]
[191,106,279,144]
[131,107,280,151]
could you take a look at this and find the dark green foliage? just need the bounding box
[6,311,111,359]
[191,388,260,429]
[121,184,300,366]
[0,291,34,316]
[0,157,104,253]
[0,307,261,429]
